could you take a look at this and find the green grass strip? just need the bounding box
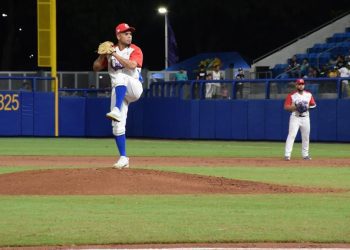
[0,166,93,175]
[0,167,39,175]
[0,194,350,246]
[1,138,350,157]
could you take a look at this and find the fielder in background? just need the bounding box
[93,23,143,169]
[284,78,316,161]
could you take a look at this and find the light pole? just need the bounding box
[158,7,168,69]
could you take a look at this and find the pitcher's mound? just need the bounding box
[0,168,340,195]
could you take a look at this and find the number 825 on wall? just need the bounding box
[0,94,20,111]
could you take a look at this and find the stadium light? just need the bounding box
[158,7,168,68]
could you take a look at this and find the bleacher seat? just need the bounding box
[307,54,331,68]
[324,42,337,50]
[327,32,350,43]
[272,64,288,77]
[272,27,350,77]
[335,41,350,55]
[294,53,308,63]
[308,53,319,66]
[308,43,324,53]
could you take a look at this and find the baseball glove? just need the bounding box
[296,102,308,113]
[97,41,114,55]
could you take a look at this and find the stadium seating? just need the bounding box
[272,27,350,77]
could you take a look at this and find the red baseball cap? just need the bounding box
[296,78,305,85]
[115,23,135,35]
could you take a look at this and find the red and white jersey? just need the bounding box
[104,44,143,85]
[284,90,316,116]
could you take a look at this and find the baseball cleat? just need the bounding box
[106,107,121,122]
[303,156,312,160]
[284,156,291,161]
[113,156,129,169]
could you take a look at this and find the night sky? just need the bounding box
[1,0,349,71]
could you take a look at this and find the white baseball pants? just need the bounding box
[285,115,310,158]
[110,73,143,136]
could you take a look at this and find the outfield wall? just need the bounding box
[132,98,350,142]
[0,91,349,142]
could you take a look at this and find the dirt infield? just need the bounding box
[0,156,348,195]
[1,156,350,249]
[1,155,350,168]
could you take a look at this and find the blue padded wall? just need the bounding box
[142,98,187,138]
[315,100,336,141]
[141,98,199,139]
[0,108,21,135]
[199,101,216,139]
[34,92,54,136]
[21,92,34,136]
[164,98,187,139]
[169,100,194,139]
[0,92,21,135]
[126,99,144,137]
[265,100,284,140]
[337,99,350,141]
[59,97,86,136]
[309,107,318,141]
[85,98,111,137]
[1,92,350,142]
[190,101,200,139]
[142,99,159,138]
[281,112,289,141]
[231,101,248,140]
[215,101,232,139]
[247,100,265,140]
[143,99,167,138]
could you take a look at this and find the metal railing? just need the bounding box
[147,78,350,100]
[0,71,112,90]
[1,76,349,100]
[58,88,111,98]
[0,76,54,91]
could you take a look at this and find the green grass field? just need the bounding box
[0,138,349,247]
[1,137,350,157]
